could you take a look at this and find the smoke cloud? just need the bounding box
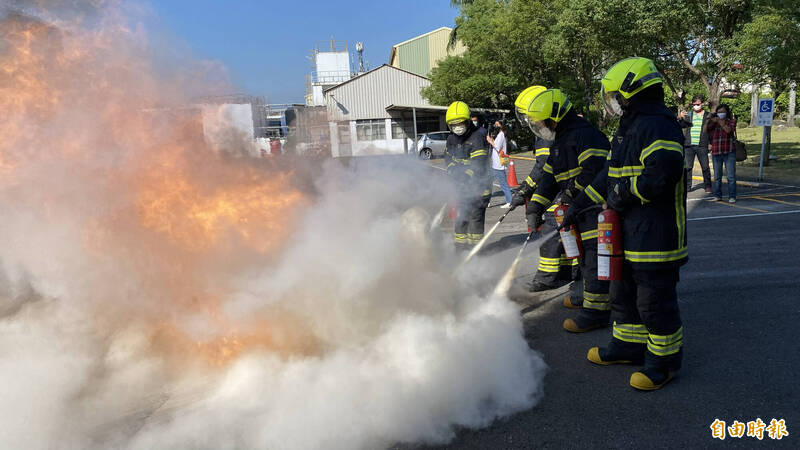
[0,2,547,449]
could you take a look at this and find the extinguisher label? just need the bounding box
[598,255,610,278]
[560,229,580,258]
[598,242,613,255]
[598,223,612,231]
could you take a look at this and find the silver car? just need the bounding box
[415,131,450,160]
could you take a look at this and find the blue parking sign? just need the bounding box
[757,99,774,126]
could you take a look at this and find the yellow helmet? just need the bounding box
[514,85,546,130]
[524,89,571,140]
[445,101,470,125]
[601,57,662,116]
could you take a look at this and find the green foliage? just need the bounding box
[425,0,799,129]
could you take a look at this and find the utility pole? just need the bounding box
[789,82,796,127]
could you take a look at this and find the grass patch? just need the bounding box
[735,125,800,185]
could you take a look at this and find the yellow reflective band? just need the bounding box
[560,258,579,266]
[647,341,682,356]
[608,167,623,178]
[639,140,683,163]
[454,233,468,243]
[525,176,536,188]
[583,299,611,311]
[537,264,560,273]
[620,165,643,176]
[482,189,491,197]
[535,147,550,157]
[574,180,585,190]
[648,327,683,345]
[532,194,551,206]
[543,163,553,174]
[624,247,688,262]
[454,157,469,164]
[580,229,598,241]
[630,176,649,203]
[555,166,581,182]
[546,204,558,212]
[465,169,474,177]
[539,256,560,264]
[675,173,686,251]
[470,150,488,158]
[586,185,605,204]
[613,322,648,344]
[584,291,609,301]
[578,148,610,165]
[447,162,456,168]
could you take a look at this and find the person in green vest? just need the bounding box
[678,95,712,193]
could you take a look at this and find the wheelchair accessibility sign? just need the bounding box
[757,98,774,126]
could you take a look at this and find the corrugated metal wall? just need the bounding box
[325,66,431,121]
[398,35,430,77]
[427,28,466,71]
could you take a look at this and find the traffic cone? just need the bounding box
[507,159,520,188]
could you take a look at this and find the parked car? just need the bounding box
[415,131,450,160]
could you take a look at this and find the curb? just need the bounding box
[692,175,762,188]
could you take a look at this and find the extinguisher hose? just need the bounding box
[556,204,603,231]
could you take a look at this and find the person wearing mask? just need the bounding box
[678,95,712,193]
[471,114,488,140]
[706,104,738,203]
[445,101,492,250]
[575,57,687,391]
[510,86,578,293]
[512,89,611,332]
[487,120,513,208]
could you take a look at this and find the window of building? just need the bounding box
[356,119,386,141]
[390,115,443,139]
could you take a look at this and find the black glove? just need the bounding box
[560,203,580,229]
[526,202,545,230]
[607,179,632,212]
[509,191,527,210]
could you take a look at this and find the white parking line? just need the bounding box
[688,209,800,222]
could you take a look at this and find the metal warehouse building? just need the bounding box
[389,27,466,77]
[324,64,446,157]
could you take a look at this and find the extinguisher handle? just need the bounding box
[555,204,603,231]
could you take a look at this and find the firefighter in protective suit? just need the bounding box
[512,89,611,333]
[444,101,492,250]
[512,86,579,292]
[572,57,687,391]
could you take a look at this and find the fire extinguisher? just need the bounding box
[597,208,623,280]
[554,204,582,259]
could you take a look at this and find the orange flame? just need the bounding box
[0,9,314,367]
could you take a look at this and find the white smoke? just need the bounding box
[0,3,547,449]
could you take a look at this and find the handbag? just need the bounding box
[733,127,747,162]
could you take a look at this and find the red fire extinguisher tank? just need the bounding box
[554,204,582,259]
[597,208,623,281]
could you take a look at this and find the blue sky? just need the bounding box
[147,1,460,104]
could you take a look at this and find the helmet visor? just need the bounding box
[601,85,624,116]
[528,120,555,141]
[516,107,536,131]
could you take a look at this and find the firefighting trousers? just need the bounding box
[534,211,579,286]
[576,214,610,319]
[609,262,683,372]
[454,194,490,248]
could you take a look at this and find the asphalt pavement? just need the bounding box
[424,156,800,449]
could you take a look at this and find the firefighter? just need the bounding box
[517,89,611,333]
[510,86,579,293]
[574,57,687,391]
[444,101,492,250]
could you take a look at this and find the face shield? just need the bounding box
[515,107,536,131]
[529,119,556,141]
[601,85,625,116]
[448,120,468,136]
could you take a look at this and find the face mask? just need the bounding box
[717,112,727,119]
[450,123,467,136]
[472,120,478,127]
[530,120,556,141]
[693,104,703,112]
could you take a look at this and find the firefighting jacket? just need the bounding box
[520,137,553,195]
[574,99,688,268]
[530,112,610,212]
[445,124,492,198]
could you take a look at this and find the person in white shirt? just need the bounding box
[487,120,512,208]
